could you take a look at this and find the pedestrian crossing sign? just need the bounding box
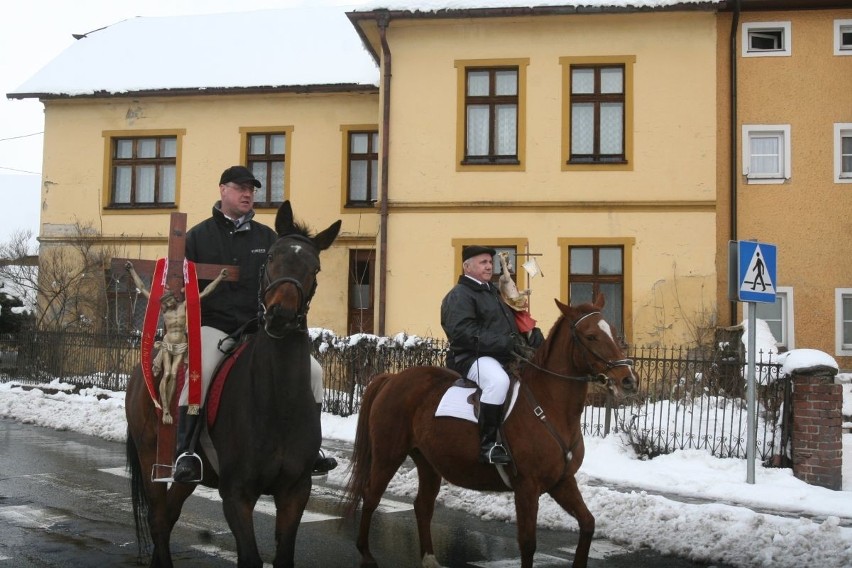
[736,241,777,303]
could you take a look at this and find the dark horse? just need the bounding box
[125,201,341,568]
[344,295,638,568]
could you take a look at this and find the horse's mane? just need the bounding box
[534,301,598,365]
[280,220,313,239]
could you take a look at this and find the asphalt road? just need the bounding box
[0,418,729,567]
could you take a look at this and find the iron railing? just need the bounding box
[0,330,786,462]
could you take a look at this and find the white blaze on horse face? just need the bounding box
[597,319,614,340]
[290,244,303,254]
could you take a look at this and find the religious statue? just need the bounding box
[126,261,228,424]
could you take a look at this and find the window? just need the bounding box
[560,56,634,171]
[836,289,852,356]
[748,287,794,351]
[109,135,177,207]
[455,59,527,170]
[569,65,625,164]
[246,132,287,206]
[742,22,792,57]
[464,67,518,164]
[347,130,379,207]
[834,19,852,56]
[568,245,625,340]
[835,123,852,183]
[742,124,791,184]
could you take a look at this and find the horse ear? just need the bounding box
[313,220,342,251]
[593,292,606,310]
[554,298,571,317]
[275,201,295,236]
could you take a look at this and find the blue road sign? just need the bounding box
[737,241,777,303]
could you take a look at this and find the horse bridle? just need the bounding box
[516,311,634,385]
[257,234,320,337]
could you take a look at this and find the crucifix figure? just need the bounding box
[111,212,239,470]
[125,261,228,424]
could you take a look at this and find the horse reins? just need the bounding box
[257,234,320,337]
[513,311,634,384]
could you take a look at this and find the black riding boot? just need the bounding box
[478,402,511,465]
[173,406,201,483]
[312,403,338,476]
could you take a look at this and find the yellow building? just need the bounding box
[350,3,720,346]
[12,1,849,364]
[716,1,852,368]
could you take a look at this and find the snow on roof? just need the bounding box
[10,6,379,98]
[352,0,723,12]
[8,1,726,98]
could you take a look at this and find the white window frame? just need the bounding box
[835,123,852,183]
[747,287,794,351]
[742,21,792,57]
[836,288,852,356]
[742,124,791,184]
[834,19,852,56]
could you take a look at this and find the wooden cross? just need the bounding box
[110,212,240,481]
[109,212,240,302]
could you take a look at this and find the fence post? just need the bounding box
[790,366,842,490]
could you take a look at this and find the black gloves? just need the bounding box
[511,333,536,360]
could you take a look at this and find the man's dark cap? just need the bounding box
[219,165,261,188]
[462,245,496,262]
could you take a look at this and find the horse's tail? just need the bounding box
[342,372,393,518]
[125,428,151,561]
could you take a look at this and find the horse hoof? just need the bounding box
[422,553,442,568]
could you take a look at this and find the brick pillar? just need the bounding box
[791,369,842,490]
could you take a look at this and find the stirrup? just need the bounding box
[172,451,203,483]
[482,444,511,465]
[311,449,338,477]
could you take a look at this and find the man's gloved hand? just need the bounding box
[511,333,536,360]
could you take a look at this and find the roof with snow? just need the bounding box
[8,6,380,99]
[8,1,729,100]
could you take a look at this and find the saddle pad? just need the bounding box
[435,381,521,423]
[206,342,250,428]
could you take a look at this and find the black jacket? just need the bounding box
[440,275,520,376]
[185,203,277,333]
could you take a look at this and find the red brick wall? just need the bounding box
[791,373,843,490]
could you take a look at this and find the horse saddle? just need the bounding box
[435,376,520,424]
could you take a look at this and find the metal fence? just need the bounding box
[0,330,787,463]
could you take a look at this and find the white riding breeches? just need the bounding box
[179,326,324,406]
[466,356,510,405]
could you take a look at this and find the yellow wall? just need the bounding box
[717,9,852,366]
[377,11,719,345]
[39,92,379,331]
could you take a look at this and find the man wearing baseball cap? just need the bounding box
[171,165,338,482]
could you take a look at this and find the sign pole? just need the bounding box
[746,302,756,484]
[729,239,777,485]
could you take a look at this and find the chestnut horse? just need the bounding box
[344,295,637,568]
[125,201,340,568]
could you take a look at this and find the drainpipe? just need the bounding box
[377,14,392,336]
[729,0,741,327]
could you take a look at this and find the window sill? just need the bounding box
[744,176,788,185]
[461,158,521,166]
[105,204,177,211]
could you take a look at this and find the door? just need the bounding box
[347,249,375,335]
